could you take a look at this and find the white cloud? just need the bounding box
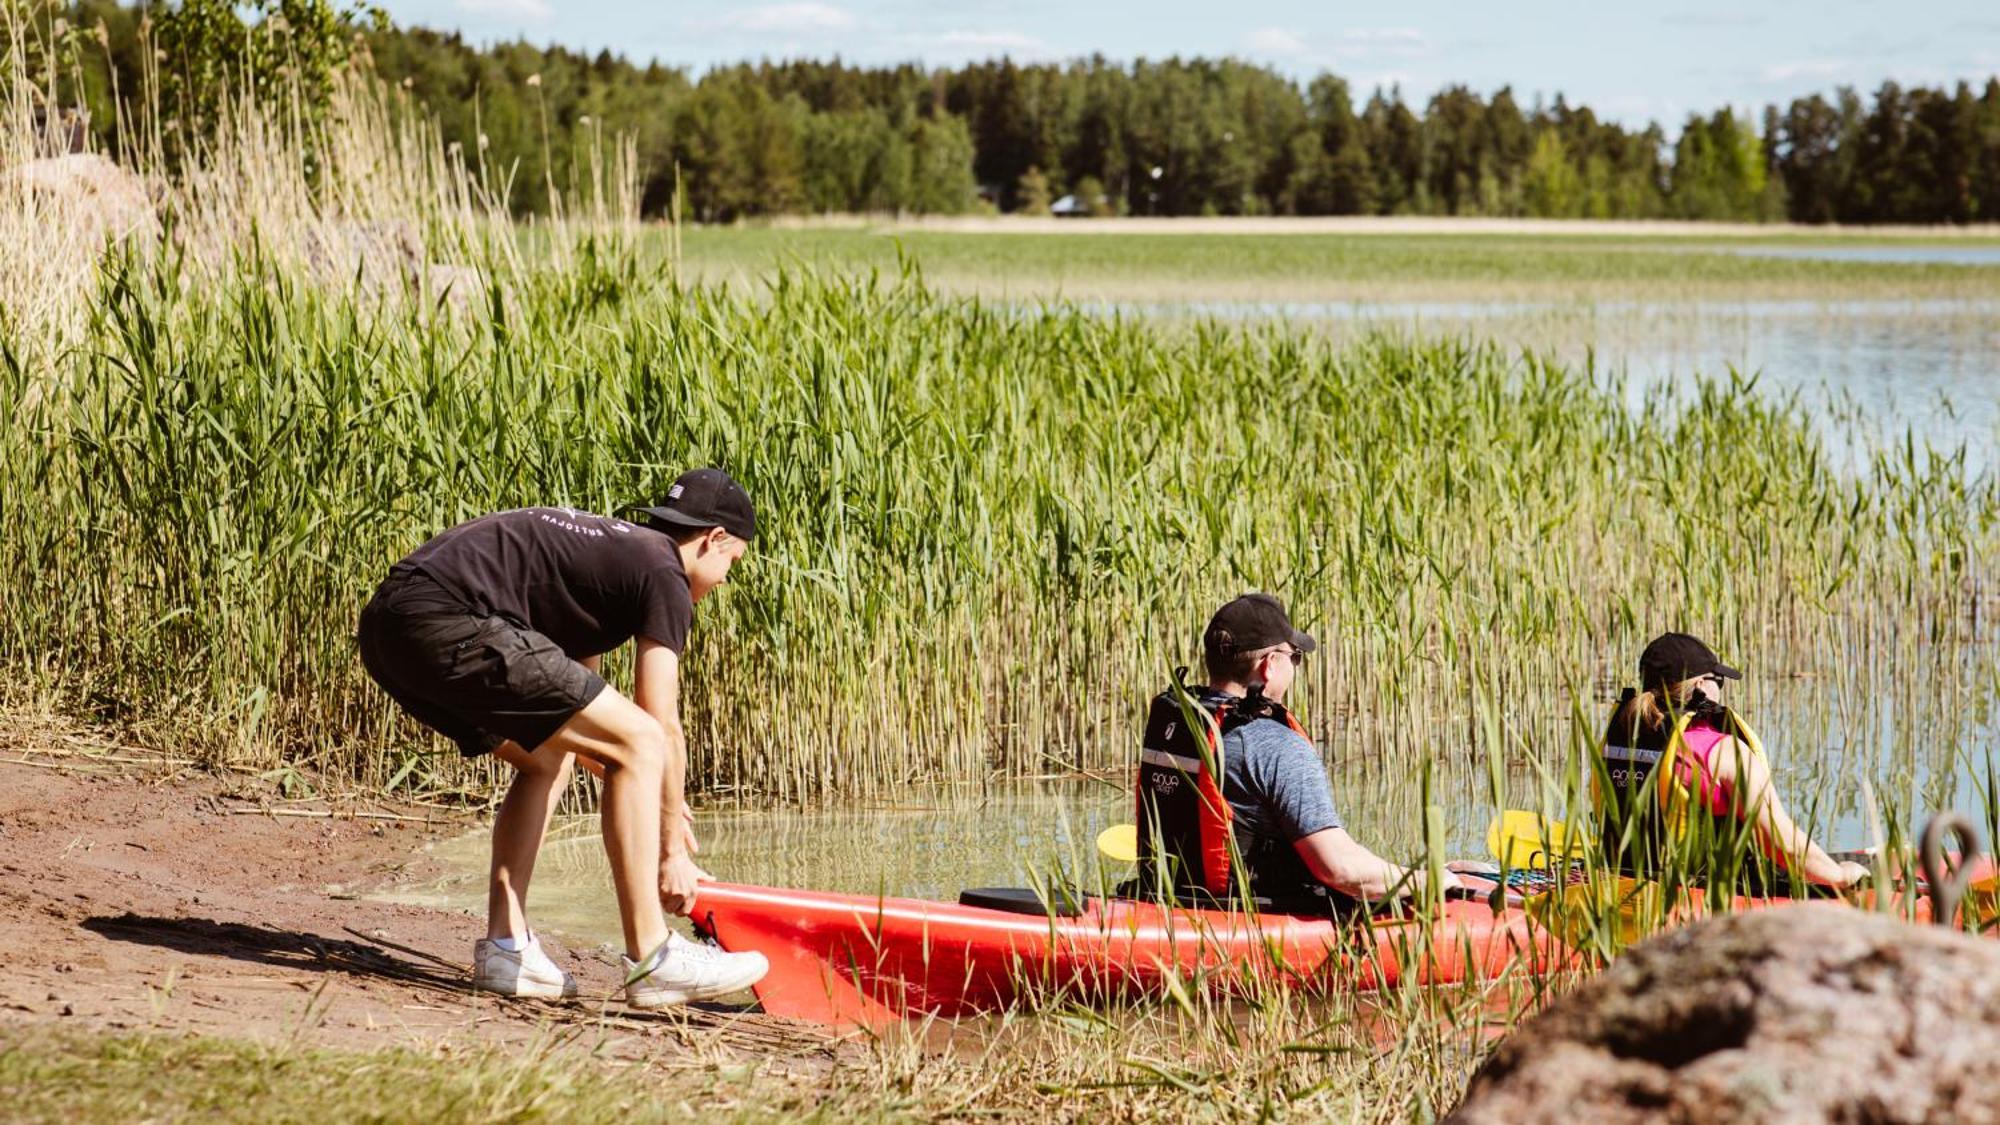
[1342,27,1427,47]
[455,0,551,20]
[1327,27,1429,62]
[1245,27,1307,57]
[931,30,1048,53]
[721,3,855,34]
[891,30,1056,61]
[1759,59,1847,84]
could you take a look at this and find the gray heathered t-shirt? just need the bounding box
[1218,716,1344,899]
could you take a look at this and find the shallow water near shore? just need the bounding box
[377,781,1132,949]
[379,725,2000,952]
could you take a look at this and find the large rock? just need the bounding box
[7,153,158,245]
[301,219,425,291]
[301,220,487,314]
[1451,904,2000,1124]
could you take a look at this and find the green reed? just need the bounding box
[0,6,1994,816]
[3,240,1997,806]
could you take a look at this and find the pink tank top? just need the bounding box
[1673,723,1735,815]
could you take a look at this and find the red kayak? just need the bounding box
[689,881,1582,1031]
[691,872,1984,1030]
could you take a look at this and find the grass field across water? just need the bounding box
[673,224,2000,303]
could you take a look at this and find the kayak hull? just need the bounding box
[689,882,1581,1030]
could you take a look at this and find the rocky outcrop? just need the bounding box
[1451,904,2000,1124]
[7,152,159,245]
[301,219,486,313]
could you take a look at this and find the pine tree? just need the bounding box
[1016,165,1054,214]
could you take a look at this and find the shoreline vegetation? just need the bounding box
[12,253,1996,806]
[0,973,1553,1122]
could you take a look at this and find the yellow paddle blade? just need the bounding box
[1097,823,1138,865]
[1486,809,1579,869]
[1524,875,1672,957]
[1965,872,2000,931]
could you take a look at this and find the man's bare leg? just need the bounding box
[527,689,672,960]
[486,742,576,942]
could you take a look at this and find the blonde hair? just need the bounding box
[1616,675,1709,737]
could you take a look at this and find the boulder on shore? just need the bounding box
[7,152,158,245]
[302,219,487,314]
[1450,904,2000,1124]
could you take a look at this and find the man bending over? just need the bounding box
[357,468,768,1006]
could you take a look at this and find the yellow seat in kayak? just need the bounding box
[1486,809,1584,869]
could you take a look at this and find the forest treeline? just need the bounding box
[47,0,2000,224]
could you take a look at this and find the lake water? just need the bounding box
[1721,245,2000,267]
[381,727,1999,953]
[376,783,1134,951]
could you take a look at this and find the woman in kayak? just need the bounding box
[1597,632,1869,894]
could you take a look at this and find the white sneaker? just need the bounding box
[472,934,579,1000]
[622,932,769,1009]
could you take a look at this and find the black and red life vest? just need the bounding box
[1596,692,1778,889]
[1134,672,1308,902]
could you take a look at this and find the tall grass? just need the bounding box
[0,5,1994,818]
[6,253,1995,806]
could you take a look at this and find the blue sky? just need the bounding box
[372,1,2000,128]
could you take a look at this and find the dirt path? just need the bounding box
[0,721,846,1072]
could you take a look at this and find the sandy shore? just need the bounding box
[0,715,842,1070]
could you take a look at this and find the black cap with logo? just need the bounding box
[1639,632,1740,690]
[1204,592,1317,661]
[632,467,757,541]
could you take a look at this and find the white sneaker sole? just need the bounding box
[625,961,769,1009]
[472,976,578,1001]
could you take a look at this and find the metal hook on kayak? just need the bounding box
[1920,812,1984,928]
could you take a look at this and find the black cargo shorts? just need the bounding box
[357,565,606,756]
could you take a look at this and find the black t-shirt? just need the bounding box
[399,508,693,657]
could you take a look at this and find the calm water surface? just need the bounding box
[1720,244,2000,266]
[377,782,1133,950]
[379,734,1999,951]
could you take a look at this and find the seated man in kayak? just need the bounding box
[1598,632,1869,895]
[1135,592,1460,913]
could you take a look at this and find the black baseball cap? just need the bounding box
[1639,632,1740,690]
[632,467,757,541]
[1204,593,1316,660]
